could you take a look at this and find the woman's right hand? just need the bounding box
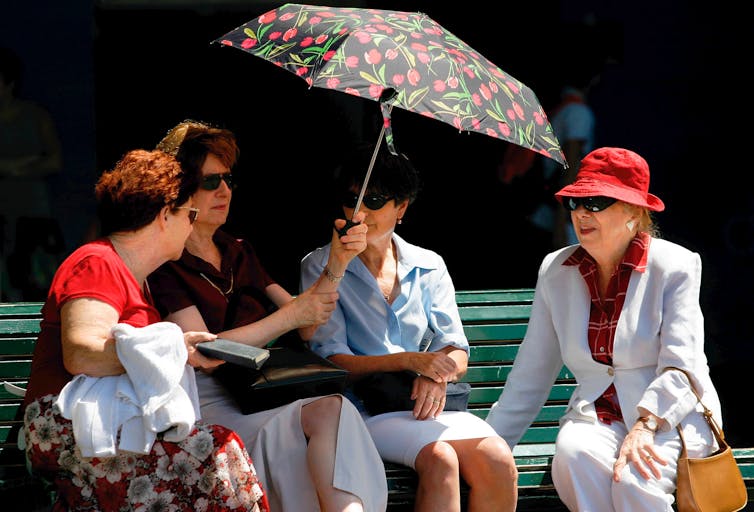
[330,210,367,267]
[613,421,668,481]
[409,351,459,383]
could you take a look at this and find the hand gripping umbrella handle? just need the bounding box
[336,218,360,237]
[337,94,396,237]
[335,136,381,237]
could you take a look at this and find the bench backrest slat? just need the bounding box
[459,305,532,322]
[0,361,32,380]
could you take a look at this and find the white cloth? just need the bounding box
[55,322,200,457]
[195,370,387,512]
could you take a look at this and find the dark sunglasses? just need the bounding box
[175,206,200,224]
[342,192,393,211]
[562,196,617,212]
[201,173,234,191]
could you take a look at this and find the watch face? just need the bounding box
[644,416,658,430]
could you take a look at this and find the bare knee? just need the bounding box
[460,436,517,487]
[415,441,460,478]
[301,395,342,438]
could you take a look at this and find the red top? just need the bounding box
[148,230,276,333]
[564,232,650,424]
[23,239,160,408]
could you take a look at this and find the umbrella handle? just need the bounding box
[336,219,359,238]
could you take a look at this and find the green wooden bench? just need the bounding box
[2,292,754,511]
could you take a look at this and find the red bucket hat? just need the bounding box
[554,147,665,212]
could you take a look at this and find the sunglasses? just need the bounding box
[562,196,617,212]
[200,173,234,191]
[342,192,393,210]
[175,206,200,224]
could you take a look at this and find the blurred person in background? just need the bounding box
[0,46,64,300]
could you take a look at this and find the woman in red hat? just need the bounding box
[486,147,724,510]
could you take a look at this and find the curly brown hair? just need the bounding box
[156,119,239,177]
[95,149,199,235]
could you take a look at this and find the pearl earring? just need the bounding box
[397,218,402,225]
[626,220,635,231]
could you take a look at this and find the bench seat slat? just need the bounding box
[0,338,37,357]
[0,303,45,317]
[0,361,32,380]
[0,403,23,422]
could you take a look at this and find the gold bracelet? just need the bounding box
[324,266,344,283]
[632,424,656,435]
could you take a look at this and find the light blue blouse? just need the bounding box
[300,233,468,358]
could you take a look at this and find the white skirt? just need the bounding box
[365,410,500,468]
[195,370,387,512]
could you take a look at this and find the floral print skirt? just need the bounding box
[23,394,269,512]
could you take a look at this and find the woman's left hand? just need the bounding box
[184,331,225,372]
[411,375,446,420]
[613,423,668,481]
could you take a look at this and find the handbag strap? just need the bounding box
[663,366,728,452]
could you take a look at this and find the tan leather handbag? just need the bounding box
[666,367,747,512]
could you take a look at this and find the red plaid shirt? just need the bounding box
[564,232,650,424]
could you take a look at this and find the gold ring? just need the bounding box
[432,398,441,403]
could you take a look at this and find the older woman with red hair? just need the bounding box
[22,149,268,511]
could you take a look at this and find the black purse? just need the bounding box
[352,370,471,416]
[212,340,349,414]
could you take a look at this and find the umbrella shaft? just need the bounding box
[353,104,393,218]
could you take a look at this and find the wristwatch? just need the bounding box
[638,415,659,432]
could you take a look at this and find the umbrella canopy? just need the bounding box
[214,3,565,213]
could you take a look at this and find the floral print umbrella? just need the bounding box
[214,3,565,166]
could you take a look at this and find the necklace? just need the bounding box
[200,268,234,300]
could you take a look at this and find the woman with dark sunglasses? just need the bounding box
[486,147,724,511]
[301,143,518,512]
[147,120,387,512]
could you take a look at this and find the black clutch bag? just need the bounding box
[353,370,471,416]
[212,342,349,414]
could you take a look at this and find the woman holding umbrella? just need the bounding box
[486,147,724,510]
[148,120,388,512]
[300,143,518,512]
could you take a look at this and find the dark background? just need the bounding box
[2,0,752,444]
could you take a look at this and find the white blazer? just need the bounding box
[486,237,721,448]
